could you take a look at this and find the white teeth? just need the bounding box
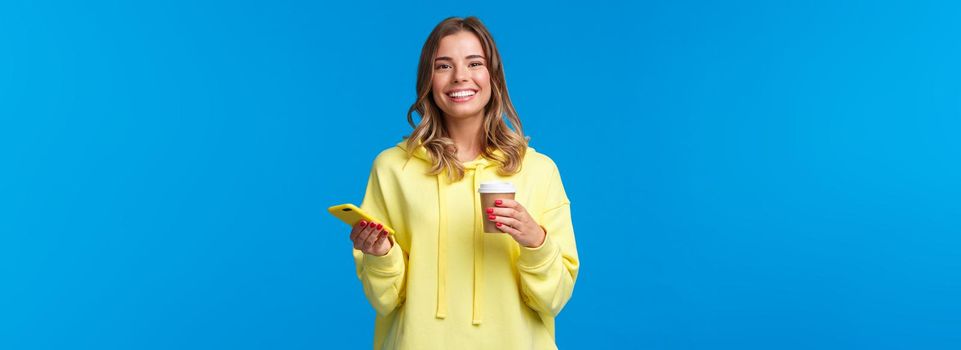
[448,90,476,98]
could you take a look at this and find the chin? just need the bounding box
[446,108,484,119]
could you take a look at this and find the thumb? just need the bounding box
[373,232,392,254]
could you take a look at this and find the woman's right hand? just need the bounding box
[350,220,392,256]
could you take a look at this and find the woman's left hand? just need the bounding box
[487,199,546,248]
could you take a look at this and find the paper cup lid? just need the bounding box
[478,181,516,193]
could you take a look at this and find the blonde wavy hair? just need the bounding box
[405,16,528,182]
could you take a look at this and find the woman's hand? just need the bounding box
[487,199,546,248]
[350,220,392,256]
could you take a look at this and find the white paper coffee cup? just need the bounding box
[478,182,516,233]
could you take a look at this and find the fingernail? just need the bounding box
[488,215,495,220]
[376,223,383,230]
[359,220,368,226]
[486,208,493,214]
[496,222,502,227]
[495,200,502,206]
[381,230,388,236]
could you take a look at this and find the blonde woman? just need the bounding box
[348,16,579,349]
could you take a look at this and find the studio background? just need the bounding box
[2,1,959,349]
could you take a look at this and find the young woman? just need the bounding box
[348,16,579,349]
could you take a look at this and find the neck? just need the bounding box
[443,113,485,159]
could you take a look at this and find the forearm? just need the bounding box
[517,234,578,316]
[354,242,407,315]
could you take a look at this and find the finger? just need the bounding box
[364,228,384,251]
[361,222,383,249]
[350,220,369,241]
[490,215,523,230]
[353,223,376,249]
[494,220,522,237]
[487,207,519,219]
[353,228,371,250]
[372,231,390,251]
[494,198,527,214]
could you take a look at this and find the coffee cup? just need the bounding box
[478,181,516,233]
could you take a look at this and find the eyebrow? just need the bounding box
[434,55,486,62]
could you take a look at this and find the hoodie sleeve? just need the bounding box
[517,163,580,317]
[352,159,407,316]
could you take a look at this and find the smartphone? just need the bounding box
[327,203,395,236]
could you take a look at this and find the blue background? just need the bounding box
[2,0,959,349]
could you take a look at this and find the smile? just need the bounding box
[446,89,477,103]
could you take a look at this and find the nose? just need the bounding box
[454,65,470,83]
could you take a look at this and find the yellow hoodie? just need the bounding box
[353,140,579,349]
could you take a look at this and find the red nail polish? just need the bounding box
[495,200,502,206]
[496,222,502,227]
[488,215,495,220]
[486,208,493,214]
[359,220,368,227]
[376,223,383,230]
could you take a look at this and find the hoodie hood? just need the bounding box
[396,139,525,325]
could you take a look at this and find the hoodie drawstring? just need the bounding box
[470,163,486,325]
[435,174,448,319]
[434,162,488,325]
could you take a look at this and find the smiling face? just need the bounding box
[431,31,492,122]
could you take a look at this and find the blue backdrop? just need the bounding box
[2,1,959,349]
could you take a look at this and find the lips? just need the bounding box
[446,89,477,98]
[445,89,478,103]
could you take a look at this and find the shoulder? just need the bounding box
[370,144,411,171]
[522,147,561,175]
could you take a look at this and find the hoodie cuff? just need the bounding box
[362,240,403,275]
[517,229,559,270]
